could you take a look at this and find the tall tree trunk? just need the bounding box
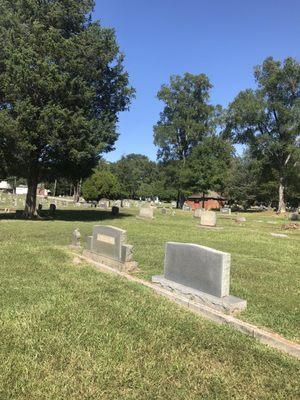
[25,173,38,218]
[278,177,286,213]
[73,181,80,203]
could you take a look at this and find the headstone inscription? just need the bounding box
[200,211,216,227]
[152,242,246,314]
[84,225,138,272]
[137,208,154,219]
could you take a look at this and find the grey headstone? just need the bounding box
[163,242,230,297]
[220,207,231,215]
[111,206,119,216]
[138,208,154,219]
[290,213,299,221]
[200,211,216,226]
[86,225,134,263]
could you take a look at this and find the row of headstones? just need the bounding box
[73,224,247,315]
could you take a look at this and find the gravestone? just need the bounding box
[83,225,138,272]
[220,207,231,215]
[200,211,216,227]
[171,201,177,208]
[111,206,119,216]
[152,242,246,314]
[137,208,154,219]
[49,203,56,216]
[122,199,130,208]
[193,208,204,218]
[71,228,81,247]
[290,213,299,221]
[98,200,109,209]
[236,217,246,223]
[182,204,191,211]
[161,208,168,215]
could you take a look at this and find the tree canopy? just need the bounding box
[82,169,120,201]
[0,0,134,216]
[224,57,300,212]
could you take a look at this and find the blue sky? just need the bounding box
[94,0,300,162]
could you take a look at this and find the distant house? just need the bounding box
[186,191,226,210]
[0,181,12,192]
[16,185,28,195]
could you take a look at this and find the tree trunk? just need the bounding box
[73,181,80,203]
[278,177,286,213]
[25,173,38,218]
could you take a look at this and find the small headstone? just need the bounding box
[152,242,246,314]
[122,199,130,208]
[72,228,81,247]
[182,204,191,211]
[84,225,138,272]
[49,203,56,215]
[161,208,168,215]
[200,211,216,227]
[138,208,154,219]
[171,201,177,208]
[111,206,119,216]
[290,213,299,221]
[220,207,231,215]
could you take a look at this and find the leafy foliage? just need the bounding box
[0,0,134,215]
[224,57,300,211]
[81,169,120,201]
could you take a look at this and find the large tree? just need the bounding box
[82,169,120,201]
[111,154,158,199]
[182,136,233,198]
[0,0,134,216]
[153,73,219,206]
[224,57,300,212]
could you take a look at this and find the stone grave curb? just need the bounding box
[70,251,300,360]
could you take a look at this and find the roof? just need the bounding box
[188,191,225,200]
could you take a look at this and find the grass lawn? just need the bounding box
[0,207,299,399]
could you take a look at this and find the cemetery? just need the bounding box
[1,201,299,398]
[0,1,299,398]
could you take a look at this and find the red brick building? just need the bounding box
[186,191,225,210]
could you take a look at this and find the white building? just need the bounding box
[0,181,12,191]
[16,185,28,195]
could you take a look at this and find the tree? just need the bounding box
[111,154,158,199]
[153,73,219,206]
[182,136,233,200]
[82,170,120,201]
[0,0,134,217]
[224,57,300,212]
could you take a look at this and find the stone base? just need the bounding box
[83,250,138,273]
[152,275,247,315]
[136,216,154,220]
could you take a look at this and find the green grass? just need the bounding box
[0,207,299,399]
